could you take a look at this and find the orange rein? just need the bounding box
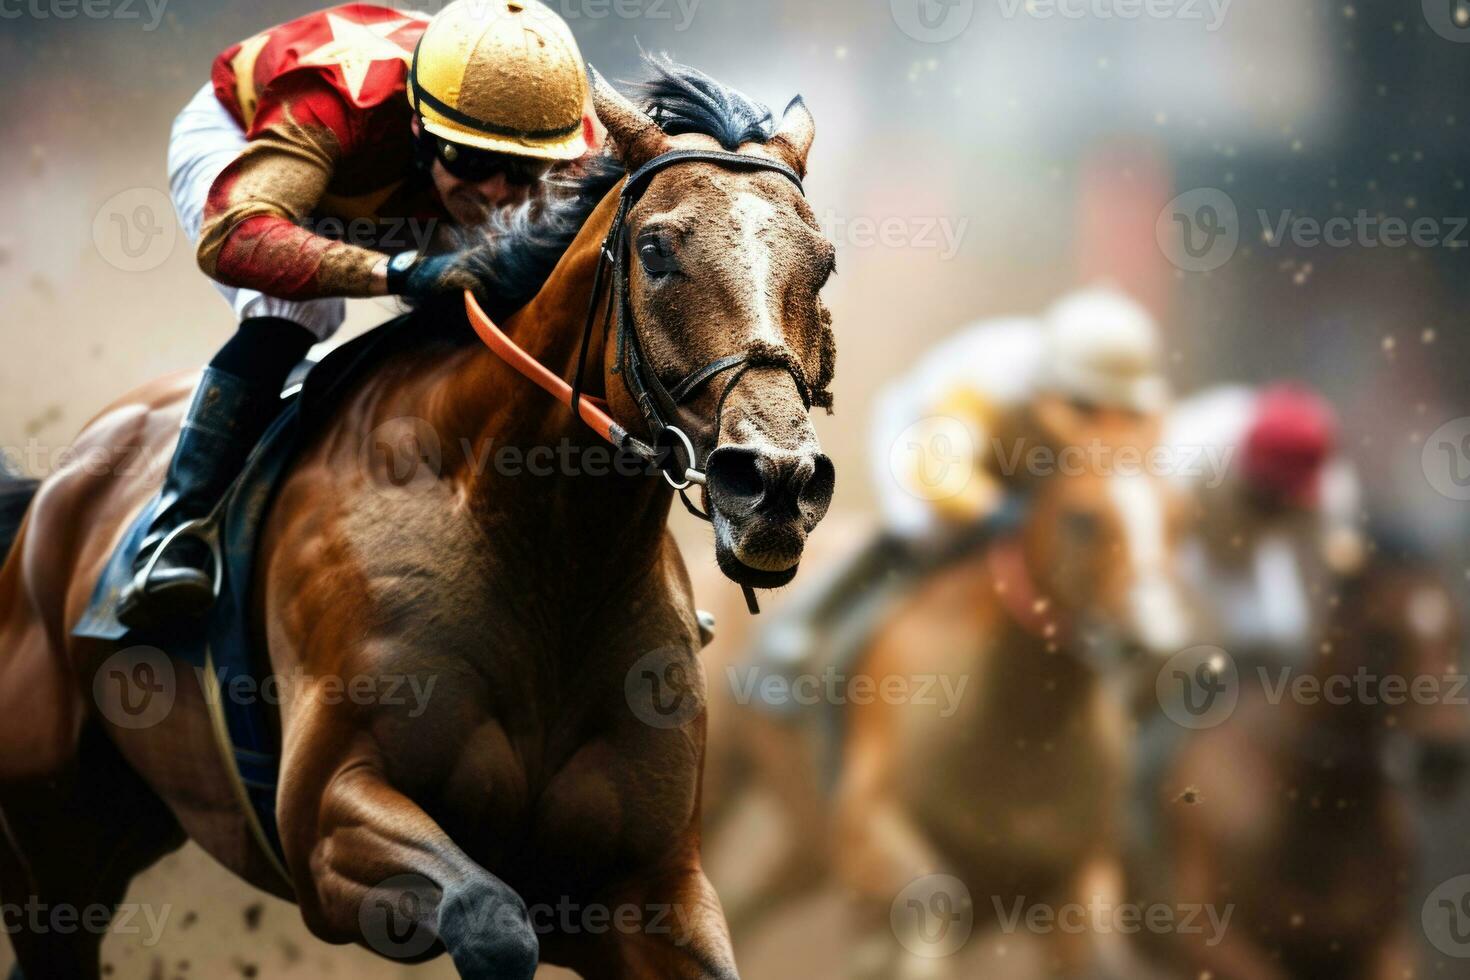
[463,290,628,450]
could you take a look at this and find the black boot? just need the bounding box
[115,367,281,630]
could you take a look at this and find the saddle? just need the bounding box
[74,312,451,884]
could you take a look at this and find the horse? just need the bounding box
[701,396,1193,978]
[0,58,837,980]
[1128,542,1470,980]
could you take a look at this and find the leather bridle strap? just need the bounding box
[572,148,808,497]
[463,147,807,617]
[464,147,806,485]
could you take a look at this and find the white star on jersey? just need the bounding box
[298,13,415,102]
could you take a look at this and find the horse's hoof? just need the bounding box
[438,883,539,980]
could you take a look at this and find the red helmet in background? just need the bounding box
[1242,384,1337,508]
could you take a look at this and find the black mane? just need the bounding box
[445,53,778,323]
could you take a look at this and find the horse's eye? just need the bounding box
[638,236,679,276]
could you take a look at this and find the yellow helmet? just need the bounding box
[409,0,589,161]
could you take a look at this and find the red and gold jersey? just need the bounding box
[198,5,444,301]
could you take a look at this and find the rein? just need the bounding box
[462,147,809,614]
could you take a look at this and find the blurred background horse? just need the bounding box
[701,289,1194,979]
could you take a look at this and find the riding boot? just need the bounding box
[115,366,282,630]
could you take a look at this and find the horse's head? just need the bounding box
[1017,406,1194,659]
[590,66,837,588]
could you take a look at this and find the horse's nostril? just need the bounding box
[707,447,766,503]
[803,455,836,508]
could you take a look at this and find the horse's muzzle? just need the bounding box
[705,444,834,581]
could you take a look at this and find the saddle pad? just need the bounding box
[73,312,437,882]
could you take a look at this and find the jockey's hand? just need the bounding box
[386,250,475,300]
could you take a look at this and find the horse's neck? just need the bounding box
[421,185,676,598]
[978,545,1096,714]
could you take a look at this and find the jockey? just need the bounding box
[761,285,1170,667]
[872,285,1170,544]
[1164,383,1364,658]
[118,0,597,628]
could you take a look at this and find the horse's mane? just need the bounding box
[445,53,780,324]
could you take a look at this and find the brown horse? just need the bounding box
[703,400,1192,978]
[1129,545,1470,980]
[0,61,836,979]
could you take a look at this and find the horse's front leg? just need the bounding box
[284,758,538,979]
[568,859,738,980]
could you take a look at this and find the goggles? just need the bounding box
[418,126,553,186]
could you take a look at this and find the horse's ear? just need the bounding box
[768,96,815,178]
[589,66,668,170]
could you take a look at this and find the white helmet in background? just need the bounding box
[1039,287,1169,414]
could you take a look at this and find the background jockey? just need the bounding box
[762,285,1172,666]
[1163,382,1365,661]
[119,0,599,628]
[871,285,1171,543]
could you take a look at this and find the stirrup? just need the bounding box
[132,516,226,600]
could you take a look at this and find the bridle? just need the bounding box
[462,146,811,612]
